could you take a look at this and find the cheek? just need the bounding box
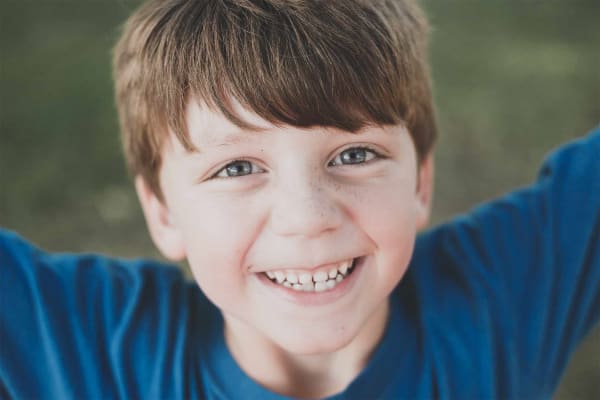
[351,178,419,239]
[173,195,262,305]
[347,179,418,277]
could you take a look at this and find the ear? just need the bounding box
[415,154,434,230]
[135,176,186,261]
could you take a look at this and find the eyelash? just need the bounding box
[209,146,383,179]
[211,159,265,179]
[327,146,382,167]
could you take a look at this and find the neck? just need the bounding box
[223,301,389,399]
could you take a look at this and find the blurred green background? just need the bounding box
[1,0,598,397]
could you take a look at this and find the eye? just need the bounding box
[212,160,265,178]
[328,146,380,167]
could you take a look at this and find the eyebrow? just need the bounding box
[214,134,257,147]
[190,127,269,154]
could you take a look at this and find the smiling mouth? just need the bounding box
[263,258,358,292]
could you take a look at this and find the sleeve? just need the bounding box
[0,230,193,399]
[411,126,600,398]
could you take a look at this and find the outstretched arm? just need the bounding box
[409,125,600,398]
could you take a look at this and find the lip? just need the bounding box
[255,256,365,306]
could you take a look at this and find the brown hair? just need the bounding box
[113,0,437,197]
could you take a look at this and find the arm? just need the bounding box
[410,126,600,397]
[0,230,191,399]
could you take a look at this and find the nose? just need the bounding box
[268,177,343,238]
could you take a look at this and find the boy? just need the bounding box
[1,0,598,399]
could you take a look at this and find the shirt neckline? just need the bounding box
[199,290,416,399]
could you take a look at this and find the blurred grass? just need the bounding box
[0,0,598,397]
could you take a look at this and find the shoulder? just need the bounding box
[416,125,600,273]
[403,126,600,397]
[409,126,600,315]
[0,229,213,398]
[0,228,185,319]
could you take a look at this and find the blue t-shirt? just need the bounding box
[1,127,599,399]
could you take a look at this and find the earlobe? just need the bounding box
[415,154,434,230]
[135,176,186,261]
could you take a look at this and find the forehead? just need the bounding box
[182,98,274,149]
[166,97,406,157]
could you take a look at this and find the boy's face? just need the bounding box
[137,99,432,355]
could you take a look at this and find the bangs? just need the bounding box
[114,0,436,197]
[142,0,428,149]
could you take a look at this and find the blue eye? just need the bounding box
[329,147,379,166]
[213,160,264,178]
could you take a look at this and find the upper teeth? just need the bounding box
[265,259,355,292]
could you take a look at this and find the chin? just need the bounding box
[271,322,361,356]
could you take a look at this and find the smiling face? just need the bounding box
[137,99,433,357]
